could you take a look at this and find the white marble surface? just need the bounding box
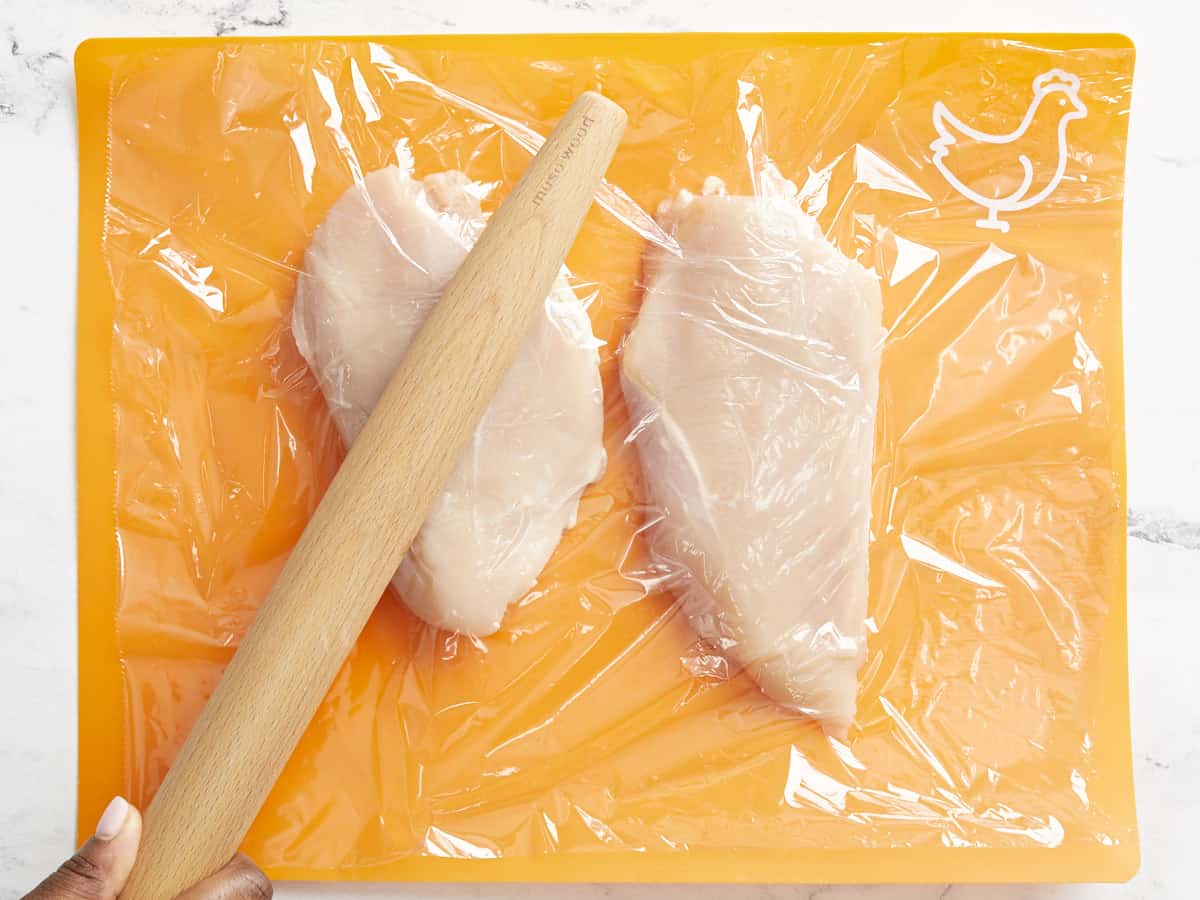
[0,0,1196,897]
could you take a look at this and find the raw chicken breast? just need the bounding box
[293,167,606,637]
[621,181,882,734]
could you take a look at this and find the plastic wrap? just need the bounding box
[75,34,1137,883]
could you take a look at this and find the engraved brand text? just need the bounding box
[531,114,596,207]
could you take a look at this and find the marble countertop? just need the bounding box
[0,1,1194,898]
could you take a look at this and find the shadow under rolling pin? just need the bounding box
[119,90,628,900]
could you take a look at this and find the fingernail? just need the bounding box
[94,796,129,840]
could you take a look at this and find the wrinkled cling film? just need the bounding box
[369,44,679,253]
[75,34,1136,881]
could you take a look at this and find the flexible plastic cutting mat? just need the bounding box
[75,33,1137,883]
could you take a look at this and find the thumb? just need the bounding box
[25,797,143,900]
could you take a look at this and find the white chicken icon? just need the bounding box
[931,68,1088,232]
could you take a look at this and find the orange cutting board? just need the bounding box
[76,33,1137,883]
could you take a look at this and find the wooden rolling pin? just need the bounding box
[120,91,627,900]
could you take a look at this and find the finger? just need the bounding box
[172,854,271,900]
[24,797,143,900]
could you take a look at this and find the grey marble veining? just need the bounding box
[0,30,70,129]
[1129,509,1200,551]
[0,1,1195,898]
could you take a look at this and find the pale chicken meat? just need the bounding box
[621,181,882,734]
[293,167,605,637]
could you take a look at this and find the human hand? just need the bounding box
[22,797,272,900]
